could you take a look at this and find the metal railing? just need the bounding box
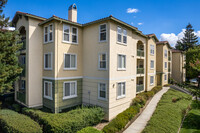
[137,68,144,74]
[137,49,144,57]
[136,85,144,92]
[17,91,26,104]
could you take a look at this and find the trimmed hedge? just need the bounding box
[78,127,102,133]
[23,106,104,133]
[102,86,162,133]
[0,109,42,133]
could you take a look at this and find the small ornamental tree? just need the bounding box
[0,0,22,94]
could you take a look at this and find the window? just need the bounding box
[44,53,52,70]
[63,81,77,99]
[72,27,78,43]
[150,60,154,69]
[20,80,26,90]
[164,62,167,69]
[20,55,25,65]
[117,26,127,44]
[150,45,154,55]
[118,54,126,70]
[44,81,52,100]
[164,74,167,81]
[49,24,53,42]
[44,26,48,43]
[99,24,107,42]
[98,53,107,70]
[64,54,77,69]
[63,25,70,42]
[123,29,127,44]
[44,24,53,43]
[98,83,107,100]
[117,82,126,99]
[164,50,167,58]
[150,76,154,85]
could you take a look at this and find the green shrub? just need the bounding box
[23,106,104,133]
[12,104,21,112]
[0,109,42,133]
[4,97,14,105]
[78,127,102,133]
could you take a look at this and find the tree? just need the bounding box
[175,23,199,51]
[0,0,22,94]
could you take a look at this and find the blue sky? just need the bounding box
[3,0,200,47]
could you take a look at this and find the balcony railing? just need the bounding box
[137,49,144,57]
[17,91,26,104]
[136,85,144,92]
[168,67,170,72]
[20,65,26,77]
[18,40,26,50]
[168,56,171,61]
[137,68,144,74]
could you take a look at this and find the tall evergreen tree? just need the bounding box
[175,23,199,51]
[0,0,22,94]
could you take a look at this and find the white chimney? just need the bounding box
[68,3,77,22]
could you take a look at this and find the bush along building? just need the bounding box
[12,3,182,120]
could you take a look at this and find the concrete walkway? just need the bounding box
[124,87,170,133]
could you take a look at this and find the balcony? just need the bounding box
[17,91,25,104]
[137,49,144,57]
[137,68,144,74]
[168,56,171,61]
[136,84,144,92]
[18,40,26,51]
[20,65,26,77]
[168,67,170,72]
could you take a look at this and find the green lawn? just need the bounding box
[180,101,200,133]
[142,89,192,133]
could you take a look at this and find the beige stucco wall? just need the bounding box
[146,38,157,91]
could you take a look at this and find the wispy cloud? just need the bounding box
[131,22,134,25]
[127,8,139,13]
[138,22,143,25]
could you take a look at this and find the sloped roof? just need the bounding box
[146,33,159,42]
[156,41,172,49]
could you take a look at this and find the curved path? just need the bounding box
[124,87,170,133]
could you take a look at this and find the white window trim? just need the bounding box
[150,76,154,86]
[117,26,127,45]
[98,53,107,70]
[99,23,107,42]
[62,24,70,43]
[63,53,77,70]
[117,82,126,99]
[150,44,154,55]
[44,81,53,100]
[117,54,126,71]
[98,83,107,101]
[44,24,53,44]
[164,62,167,69]
[63,81,77,100]
[150,60,154,70]
[71,26,78,44]
[44,52,53,70]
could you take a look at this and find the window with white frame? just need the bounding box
[150,45,154,55]
[117,82,126,99]
[99,53,106,70]
[150,76,154,85]
[44,53,52,70]
[44,81,52,100]
[164,62,167,69]
[98,83,106,100]
[63,81,77,99]
[150,60,154,69]
[63,25,70,42]
[118,54,126,70]
[20,80,26,90]
[64,54,77,69]
[164,50,167,58]
[164,74,167,81]
[99,24,107,41]
[123,29,127,44]
[44,24,53,43]
[72,27,78,43]
[117,26,122,42]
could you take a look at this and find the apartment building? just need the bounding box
[156,41,172,86]
[172,49,186,83]
[12,4,172,120]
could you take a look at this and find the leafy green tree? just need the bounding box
[175,23,199,51]
[0,0,22,94]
